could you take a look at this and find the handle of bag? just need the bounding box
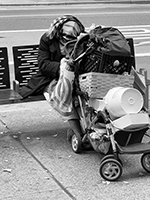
[64,33,95,65]
[73,43,95,63]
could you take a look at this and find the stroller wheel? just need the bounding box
[99,158,123,181]
[71,132,82,153]
[141,152,150,173]
[100,154,115,164]
[100,154,123,166]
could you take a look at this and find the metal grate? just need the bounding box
[0,47,10,89]
[13,45,39,87]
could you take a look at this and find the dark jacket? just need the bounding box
[19,33,63,99]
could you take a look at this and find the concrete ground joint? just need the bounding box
[0,118,10,131]
[13,136,76,200]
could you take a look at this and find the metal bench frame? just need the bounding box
[0,47,22,104]
[12,44,44,101]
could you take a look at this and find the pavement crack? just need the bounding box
[13,136,77,200]
[0,118,10,130]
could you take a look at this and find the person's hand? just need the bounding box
[66,58,75,71]
[60,57,74,72]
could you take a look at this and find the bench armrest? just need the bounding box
[13,80,19,93]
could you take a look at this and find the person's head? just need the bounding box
[59,21,82,44]
[46,15,85,44]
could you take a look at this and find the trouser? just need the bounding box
[43,88,83,136]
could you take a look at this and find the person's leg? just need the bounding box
[44,84,83,140]
[65,104,84,141]
[68,118,83,136]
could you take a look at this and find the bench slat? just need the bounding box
[13,45,39,87]
[0,47,22,104]
[0,47,10,89]
[12,44,45,101]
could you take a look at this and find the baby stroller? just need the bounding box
[66,27,150,181]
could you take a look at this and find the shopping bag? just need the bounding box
[49,58,75,116]
[89,26,131,56]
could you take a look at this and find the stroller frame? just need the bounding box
[66,37,150,181]
[69,91,150,181]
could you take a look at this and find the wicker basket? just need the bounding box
[79,72,134,98]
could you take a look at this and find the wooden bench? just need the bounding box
[0,47,22,104]
[12,44,45,102]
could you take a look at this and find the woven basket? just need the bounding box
[79,72,134,98]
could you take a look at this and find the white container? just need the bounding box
[89,98,106,111]
[104,87,144,120]
[113,113,150,130]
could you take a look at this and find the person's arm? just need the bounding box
[38,33,61,79]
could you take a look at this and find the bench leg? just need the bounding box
[13,80,20,93]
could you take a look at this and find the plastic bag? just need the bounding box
[49,58,75,116]
[89,26,131,56]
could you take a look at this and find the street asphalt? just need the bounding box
[0,1,150,200]
[0,0,150,6]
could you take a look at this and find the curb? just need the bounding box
[0,1,150,6]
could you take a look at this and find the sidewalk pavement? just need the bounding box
[0,100,94,200]
[0,100,79,200]
[0,0,150,6]
[0,99,150,200]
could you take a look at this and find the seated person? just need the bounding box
[19,15,85,140]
